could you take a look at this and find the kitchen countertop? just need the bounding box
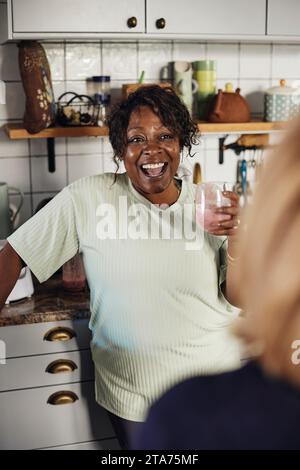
[0,273,90,327]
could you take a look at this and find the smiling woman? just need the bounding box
[1,85,242,451]
[107,85,197,206]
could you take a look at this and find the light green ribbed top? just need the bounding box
[7,173,241,421]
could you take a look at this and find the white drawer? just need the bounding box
[0,381,115,449]
[41,439,121,450]
[0,349,94,392]
[0,318,91,358]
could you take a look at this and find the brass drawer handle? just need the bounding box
[47,391,79,405]
[44,327,76,342]
[127,16,137,28]
[46,359,78,374]
[156,18,166,29]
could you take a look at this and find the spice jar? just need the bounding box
[62,253,86,292]
[91,76,111,105]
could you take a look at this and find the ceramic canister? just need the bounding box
[264,79,300,122]
[173,61,198,114]
[192,60,216,120]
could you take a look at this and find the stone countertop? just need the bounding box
[0,273,90,327]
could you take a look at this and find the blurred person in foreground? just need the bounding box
[134,119,300,450]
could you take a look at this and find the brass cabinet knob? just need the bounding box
[46,359,78,374]
[156,18,166,29]
[127,16,138,28]
[47,390,79,405]
[44,326,76,342]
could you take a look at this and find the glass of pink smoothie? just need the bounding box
[195,182,235,232]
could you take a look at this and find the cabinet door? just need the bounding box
[12,0,145,34]
[267,0,300,36]
[146,0,266,35]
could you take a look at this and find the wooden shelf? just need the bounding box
[4,123,108,139]
[4,120,287,140]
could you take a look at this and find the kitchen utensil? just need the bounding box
[0,183,23,239]
[0,239,34,304]
[192,60,216,120]
[195,181,234,231]
[91,76,111,105]
[193,162,202,184]
[264,79,300,122]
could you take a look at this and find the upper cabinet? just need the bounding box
[4,0,300,41]
[9,0,145,37]
[146,0,266,36]
[267,0,300,36]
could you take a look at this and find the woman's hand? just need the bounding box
[207,191,240,238]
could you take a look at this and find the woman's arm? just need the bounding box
[0,243,23,311]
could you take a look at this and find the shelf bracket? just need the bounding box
[47,138,56,173]
[218,136,228,164]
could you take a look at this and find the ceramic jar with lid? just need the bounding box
[264,79,300,122]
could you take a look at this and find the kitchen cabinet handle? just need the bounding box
[127,17,138,28]
[44,326,76,342]
[47,391,78,405]
[45,359,78,374]
[156,18,166,29]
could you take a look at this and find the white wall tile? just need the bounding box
[272,45,300,79]
[205,149,237,183]
[0,43,20,81]
[103,43,138,80]
[66,43,101,80]
[67,137,102,155]
[0,157,30,192]
[0,127,29,158]
[173,42,206,63]
[239,79,270,115]
[30,137,66,157]
[68,154,102,183]
[52,81,66,102]
[43,43,65,81]
[0,83,25,120]
[31,155,67,192]
[240,44,271,79]
[206,43,239,79]
[138,42,172,80]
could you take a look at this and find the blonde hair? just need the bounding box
[235,119,300,387]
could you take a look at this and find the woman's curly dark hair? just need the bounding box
[107,85,199,178]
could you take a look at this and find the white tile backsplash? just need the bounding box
[0,82,25,120]
[240,44,271,79]
[66,43,101,80]
[103,43,138,80]
[173,42,206,63]
[0,39,297,222]
[43,43,65,81]
[0,157,30,192]
[206,43,239,79]
[67,136,102,156]
[138,42,172,80]
[68,154,102,183]
[31,155,67,192]
[0,44,20,81]
[272,44,300,79]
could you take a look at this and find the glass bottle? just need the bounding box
[62,253,86,292]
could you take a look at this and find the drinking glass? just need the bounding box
[195,181,235,231]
